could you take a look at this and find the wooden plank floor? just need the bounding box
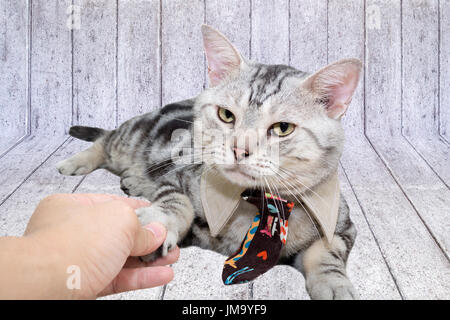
[0,134,448,300]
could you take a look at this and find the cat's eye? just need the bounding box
[270,122,295,137]
[218,107,235,123]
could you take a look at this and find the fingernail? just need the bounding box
[144,222,166,239]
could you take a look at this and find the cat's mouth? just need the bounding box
[223,165,256,180]
[218,164,274,186]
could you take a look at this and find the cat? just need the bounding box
[57,25,361,300]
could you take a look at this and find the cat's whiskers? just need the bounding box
[269,170,324,243]
[145,151,215,176]
[269,177,286,221]
[276,169,331,222]
[277,167,331,209]
[263,176,282,223]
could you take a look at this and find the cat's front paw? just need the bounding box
[120,176,145,197]
[306,274,358,300]
[139,230,178,262]
[56,158,94,176]
[135,207,179,262]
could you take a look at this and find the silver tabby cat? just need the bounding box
[57,25,361,300]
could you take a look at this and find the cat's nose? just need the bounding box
[233,147,250,162]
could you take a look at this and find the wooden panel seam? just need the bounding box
[0,137,70,207]
[339,160,405,299]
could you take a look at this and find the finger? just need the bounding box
[130,222,167,256]
[98,266,174,297]
[124,246,180,268]
[36,194,150,212]
[68,193,150,209]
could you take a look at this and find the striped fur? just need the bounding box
[57,26,361,299]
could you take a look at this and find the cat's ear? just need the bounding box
[303,59,362,119]
[201,25,244,87]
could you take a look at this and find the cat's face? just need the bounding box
[193,26,361,195]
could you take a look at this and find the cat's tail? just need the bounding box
[69,125,107,142]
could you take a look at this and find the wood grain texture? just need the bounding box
[341,139,450,299]
[0,138,85,237]
[328,0,365,134]
[339,167,402,300]
[251,0,289,64]
[163,246,250,300]
[0,0,449,300]
[331,0,449,300]
[402,0,439,138]
[205,0,250,94]
[364,1,449,259]
[31,0,72,136]
[205,0,251,59]
[400,1,449,190]
[365,0,401,138]
[440,0,450,140]
[73,0,117,129]
[0,135,69,204]
[370,137,450,256]
[161,0,204,105]
[252,264,310,300]
[404,136,450,185]
[289,0,327,72]
[0,0,29,155]
[117,0,161,122]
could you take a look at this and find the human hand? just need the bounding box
[20,193,179,299]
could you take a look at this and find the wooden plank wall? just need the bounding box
[0,1,29,156]
[0,0,448,148]
[0,0,449,300]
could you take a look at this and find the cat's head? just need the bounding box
[193,25,361,194]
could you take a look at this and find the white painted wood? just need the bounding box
[117,0,161,122]
[163,246,250,300]
[289,0,327,71]
[74,168,122,196]
[0,0,449,300]
[341,139,450,299]
[0,135,69,203]
[326,1,449,299]
[400,0,450,188]
[31,0,72,136]
[402,0,439,138]
[441,0,450,140]
[0,0,29,155]
[252,264,310,300]
[339,167,402,300]
[365,0,402,138]
[328,0,365,134]
[205,0,251,59]
[370,138,450,256]
[161,0,204,104]
[0,138,86,237]
[404,136,450,185]
[364,0,450,262]
[251,0,289,64]
[73,0,117,129]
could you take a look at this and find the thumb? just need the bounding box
[130,222,167,256]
